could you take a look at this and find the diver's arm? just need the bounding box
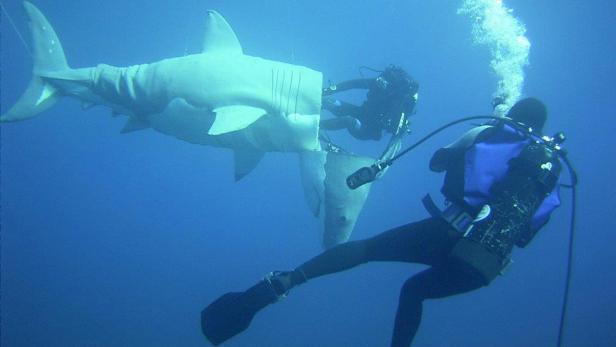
[322,78,375,96]
[429,125,494,172]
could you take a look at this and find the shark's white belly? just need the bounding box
[147,97,320,153]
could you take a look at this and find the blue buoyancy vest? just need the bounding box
[432,123,561,232]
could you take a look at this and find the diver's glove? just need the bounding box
[342,116,362,131]
[321,97,341,111]
[322,84,338,96]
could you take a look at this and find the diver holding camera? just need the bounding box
[321,65,419,141]
[202,98,576,346]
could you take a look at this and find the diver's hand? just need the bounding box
[321,97,341,111]
[322,85,338,96]
[342,116,361,131]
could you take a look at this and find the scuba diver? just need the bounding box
[201,98,567,346]
[320,65,419,141]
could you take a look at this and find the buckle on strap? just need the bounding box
[422,194,474,234]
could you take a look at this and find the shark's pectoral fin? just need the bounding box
[202,10,243,55]
[121,117,150,133]
[208,105,267,136]
[234,148,265,181]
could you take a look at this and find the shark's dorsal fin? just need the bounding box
[121,117,149,133]
[208,105,266,135]
[234,148,265,181]
[202,10,243,55]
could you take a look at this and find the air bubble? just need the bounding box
[459,0,531,114]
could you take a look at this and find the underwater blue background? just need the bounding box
[1,0,615,346]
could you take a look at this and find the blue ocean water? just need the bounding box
[1,0,614,346]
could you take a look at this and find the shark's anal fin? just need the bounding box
[121,117,150,133]
[234,148,265,181]
[208,105,266,135]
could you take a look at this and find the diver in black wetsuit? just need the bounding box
[320,65,419,140]
[202,98,565,347]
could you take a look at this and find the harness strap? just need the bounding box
[422,194,474,234]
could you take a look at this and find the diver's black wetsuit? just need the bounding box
[200,98,562,347]
[321,66,419,141]
[322,78,386,140]
[296,217,484,347]
[294,111,562,346]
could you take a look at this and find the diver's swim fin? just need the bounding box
[201,276,281,345]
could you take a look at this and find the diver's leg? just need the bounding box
[268,217,453,293]
[390,266,484,347]
[322,98,361,117]
[296,217,455,282]
[201,217,458,345]
[320,99,363,132]
[320,116,361,131]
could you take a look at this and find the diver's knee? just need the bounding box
[399,277,424,301]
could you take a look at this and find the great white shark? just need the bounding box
[2,2,323,180]
[1,1,385,248]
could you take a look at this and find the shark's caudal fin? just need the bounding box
[1,1,68,122]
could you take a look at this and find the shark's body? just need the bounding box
[55,55,322,151]
[2,2,391,248]
[3,2,322,179]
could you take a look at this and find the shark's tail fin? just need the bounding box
[1,1,68,122]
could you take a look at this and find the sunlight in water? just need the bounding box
[458,0,531,115]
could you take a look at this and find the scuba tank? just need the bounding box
[347,117,567,283]
[449,137,563,284]
[366,65,419,134]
